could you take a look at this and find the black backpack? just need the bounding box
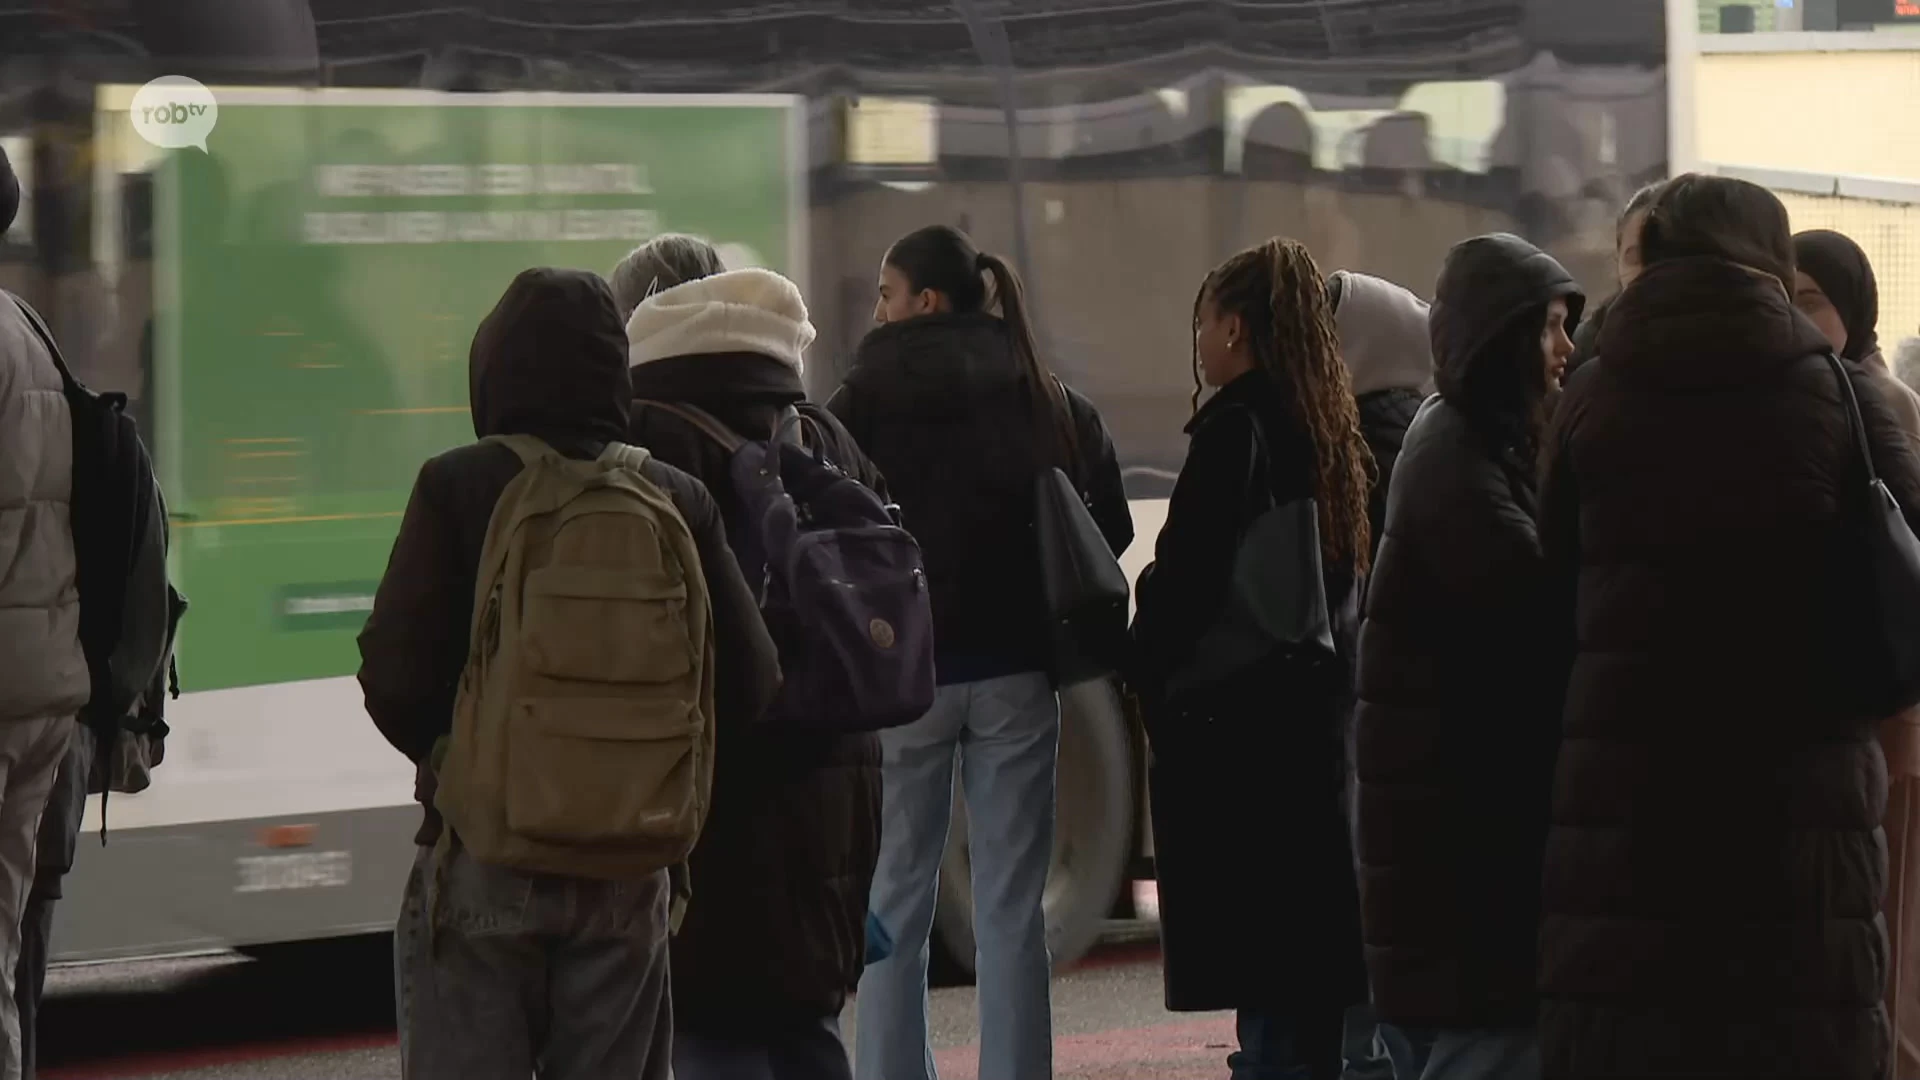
[6,292,185,832]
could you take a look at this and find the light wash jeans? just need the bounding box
[395,844,674,1080]
[1378,1024,1540,1080]
[854,672,1059,1080]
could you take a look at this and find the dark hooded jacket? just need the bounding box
[1796,229,1920,444]
[357,269,780,847]
[1354,234,1581,1029]
[1129,366,1366,1016]
[826,312,1132,683]
[1330,269,1434,561]
[626,333,883,1028]
[1537,255,1920,1080]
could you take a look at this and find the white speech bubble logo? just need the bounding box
[130,77,219,153]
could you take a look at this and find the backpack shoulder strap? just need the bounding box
[599,442,654,474]
[636,400,747,454]
[483,433,562,467]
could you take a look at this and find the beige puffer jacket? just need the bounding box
[0,293,88,723]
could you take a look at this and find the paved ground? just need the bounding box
[37,938,1234,1079]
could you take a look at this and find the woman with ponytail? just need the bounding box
[829,225,1132,1080]
[1129,238,1374,1079]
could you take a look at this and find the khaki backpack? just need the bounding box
[433,435,715,890]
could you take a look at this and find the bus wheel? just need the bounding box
[929,677,1136,985]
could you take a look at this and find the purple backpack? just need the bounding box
[639,402,936,733]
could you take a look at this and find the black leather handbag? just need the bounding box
[1165,411,1335,701]
[1035,464,1131,687]
[1826,353,1920,716]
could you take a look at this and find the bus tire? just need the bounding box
[928,677,1136,984]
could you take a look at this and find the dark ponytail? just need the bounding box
[885,225,1077,464]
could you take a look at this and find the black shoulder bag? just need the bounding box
[1826,352,1920,716]
[1034,398,1130,687]
[1164,408,1335,702]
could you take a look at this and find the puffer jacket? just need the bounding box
[623,269,882,1031]
[0,293,89,724]
[1353,234,1581,1029]
[1538,255,1920,1080]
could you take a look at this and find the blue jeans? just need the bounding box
[395,845,674,1080]
[854,672,1060,1080]
[1377,1024,1540,1080]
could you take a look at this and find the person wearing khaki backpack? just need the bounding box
[358,268,780,1080]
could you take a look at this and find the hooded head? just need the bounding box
[1430,233,1584,457]
[1328,270,1434,397]
[624,267,816,379]
[1793,229,1879,362]
[610,233,728,322]
[468,268,632,445]
[0,143,18,236]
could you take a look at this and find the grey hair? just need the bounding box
[610,234,726,320]
[1895,336,1920,394]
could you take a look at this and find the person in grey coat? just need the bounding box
[0,143,87,1080]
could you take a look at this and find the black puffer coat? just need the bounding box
[626,349,883,1033]
[1130,367,1366,1015]
[1354,234,1581,1029]
[826,312,1132,684]
[1538,255,1920,1080]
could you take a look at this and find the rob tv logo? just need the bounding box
[130,77,219,152]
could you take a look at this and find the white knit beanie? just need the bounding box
[624,267,815,376]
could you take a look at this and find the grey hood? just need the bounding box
[1332,270,1434,397]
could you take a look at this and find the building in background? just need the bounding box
[1696,31,1920,337]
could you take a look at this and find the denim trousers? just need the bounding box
[854,672,1060,1080]
[395,844,674,1080]
[1377,1023,1541,1080]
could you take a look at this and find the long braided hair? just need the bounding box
[1194,238,1374,574]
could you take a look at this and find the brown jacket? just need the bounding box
[1538,256,1920,1080]
[357,269,779,846]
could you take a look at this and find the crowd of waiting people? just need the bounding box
[9,142,1920,1080]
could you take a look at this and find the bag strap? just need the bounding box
[599,442,653,474]
[1824,353,1881,485]
[485,433,564,467]
[637,400,748,454]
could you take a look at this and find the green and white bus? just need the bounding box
[0,0,1676,975]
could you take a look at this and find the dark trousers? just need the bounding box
[1229,1005,1348,1080]
[13,876,55,1080]
[674,1015,852,1080]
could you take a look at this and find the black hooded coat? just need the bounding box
[358,269,780,847]
[1354,234,1582,1029]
